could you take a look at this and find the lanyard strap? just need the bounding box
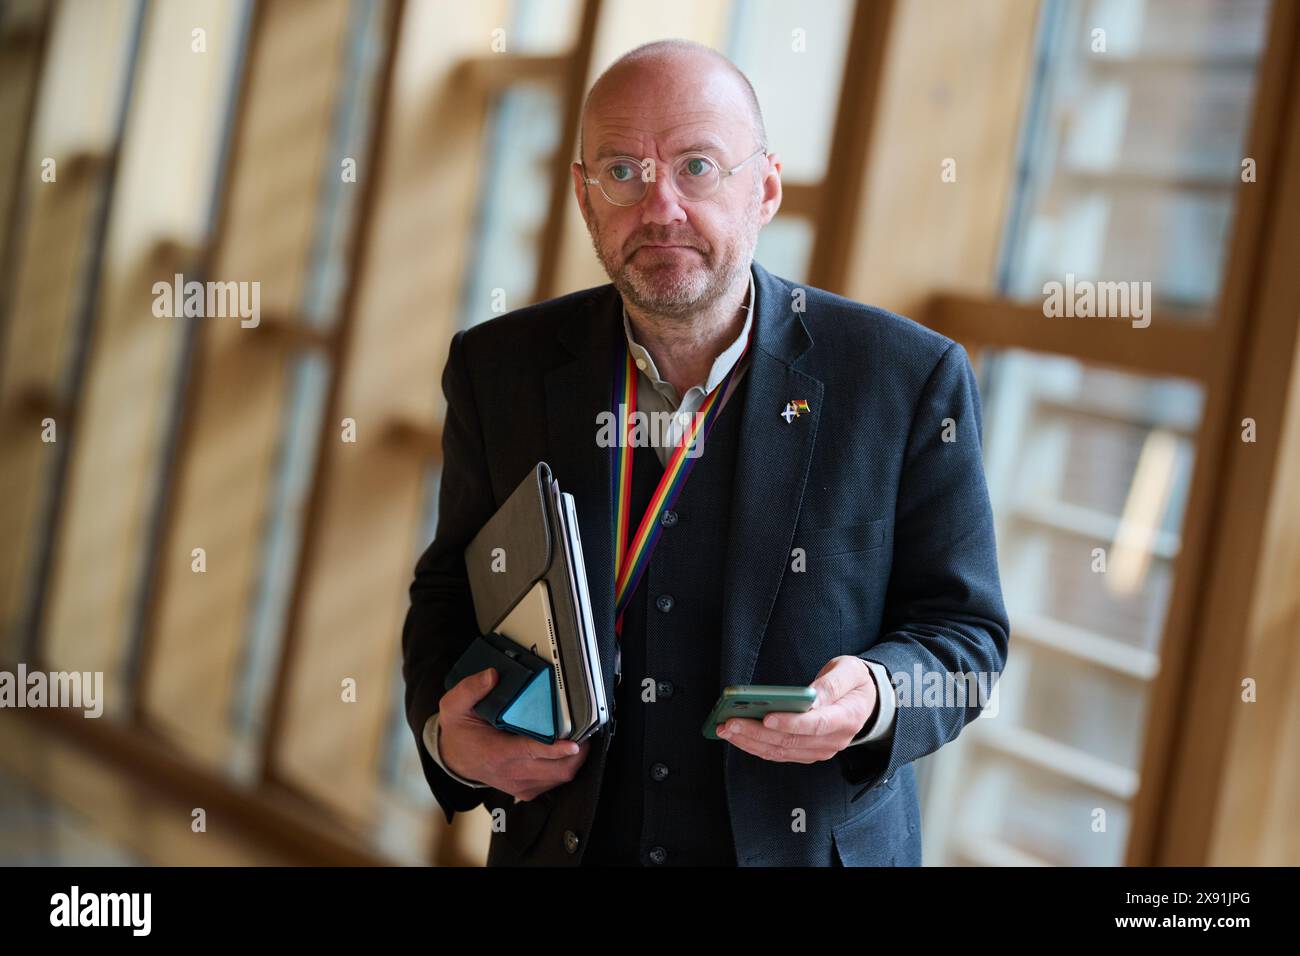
[610,327,752,637]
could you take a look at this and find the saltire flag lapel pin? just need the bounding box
[781,399,811,423]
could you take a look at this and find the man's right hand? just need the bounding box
[438,666,591,802]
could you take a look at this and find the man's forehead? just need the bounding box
[581,58,755,159]
[584,98,752,155]
[589,119,731,160]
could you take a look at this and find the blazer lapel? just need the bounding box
[719,260,823,689]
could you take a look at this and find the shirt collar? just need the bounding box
[622,268,755,400]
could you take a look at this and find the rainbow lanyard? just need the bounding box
[609,326,753,638]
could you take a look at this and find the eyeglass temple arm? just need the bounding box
[723,146,769,177]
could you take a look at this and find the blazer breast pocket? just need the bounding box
[792,519,885,562]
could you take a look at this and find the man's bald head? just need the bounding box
[577,39,767,162]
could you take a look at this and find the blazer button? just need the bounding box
[660,509,678,527]
[650,762,669,782]
[657,680,674,698]
[648,845,667,865]
[563,830,580,854]
[655,594,674,613]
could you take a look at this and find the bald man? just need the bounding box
[402,39,1009,866]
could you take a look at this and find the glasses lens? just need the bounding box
[673,154,721,200]
[600,158,647,204]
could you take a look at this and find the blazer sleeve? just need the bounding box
[401,328,499,825]
[836,340,1010,798]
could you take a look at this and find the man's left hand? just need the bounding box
[716,656,877,763]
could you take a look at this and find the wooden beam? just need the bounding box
[253,312,336,353]
[1139,0,1300,866]
[134,0,353,769]
[926,292,1220,380]
[260,0,417,823]
[1058,167,1240,196]
[39,0,251,718]
[2,697,386,865]
[531,0,600,304]
[807,0,894,293]
[774,181,821,220]
[0,0,52,343]
[1,0,147,667]
[454,52,566,91]
[381,417,444,462]
[833,0,1040,313]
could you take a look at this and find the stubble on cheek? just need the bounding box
[581,189,757,315]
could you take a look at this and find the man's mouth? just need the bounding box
[635,243,701,254]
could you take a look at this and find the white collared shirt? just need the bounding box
[620,269,755,468]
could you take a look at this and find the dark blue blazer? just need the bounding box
[402,258,1010,865]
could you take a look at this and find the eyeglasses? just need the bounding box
[581,145,767,206]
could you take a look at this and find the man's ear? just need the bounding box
[758,152,782,226]
[571,161,592,229]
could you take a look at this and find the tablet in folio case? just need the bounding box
[450,461,609,743]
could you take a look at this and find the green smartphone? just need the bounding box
[702,684,818,740]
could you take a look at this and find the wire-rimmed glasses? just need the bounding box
[581,145,767,206]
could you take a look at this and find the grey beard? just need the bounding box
[585,198,758,319]
[615,257,733,317]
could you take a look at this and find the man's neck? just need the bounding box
[625,271,750,398]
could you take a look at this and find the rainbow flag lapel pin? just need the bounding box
[780,399,811,423]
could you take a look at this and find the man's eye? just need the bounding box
[683,157,710,177]
[608,162,636,182]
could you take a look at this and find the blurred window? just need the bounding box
[231,0,391,775]
[922,0,1271,867]
[727,0,855,283]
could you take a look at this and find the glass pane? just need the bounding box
[38,0,251,706]
[461,83,562,325]
[506,0,582,55]
[922,0,1276,865]
[726,0,855,182]
[922,348,1204,866]
[951,755,1133,867]
[230,0,391,779]
[0,765,145,865]
[1000,0,1272,314]
[999,642,1149,771]
[0,0,142,663]
[754,214,813,284]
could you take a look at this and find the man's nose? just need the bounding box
[639,163,686,225]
